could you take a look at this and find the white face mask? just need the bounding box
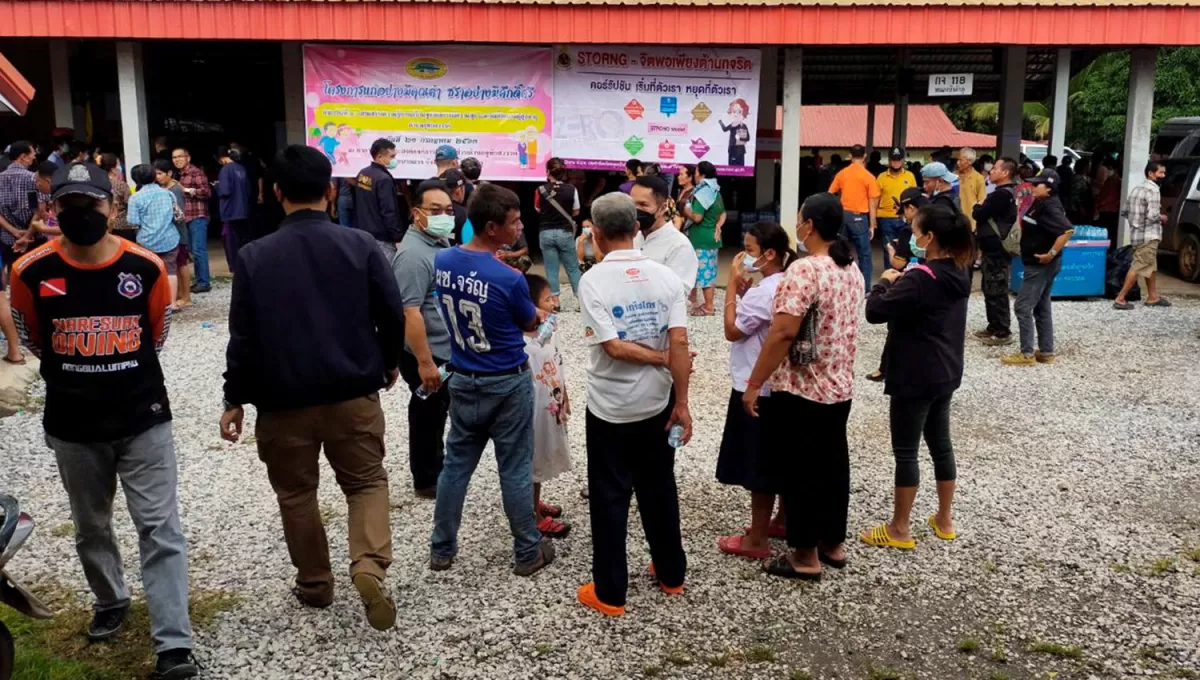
[983,163,994,172]
[424,214,455,238]
[742,253,762,272]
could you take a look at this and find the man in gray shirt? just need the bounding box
[393,181,455,498]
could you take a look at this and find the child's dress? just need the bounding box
[525,331,571,484]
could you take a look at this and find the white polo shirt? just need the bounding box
[578,249,688,424]
[633,224,698,291]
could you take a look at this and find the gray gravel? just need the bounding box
[2,282,1200,679]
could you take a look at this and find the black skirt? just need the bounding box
[715,389,777,494]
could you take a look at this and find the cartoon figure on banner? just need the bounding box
[314,121,340,163]
[718,98,751,167]
[334,124,359,167]
[513,126,542,169]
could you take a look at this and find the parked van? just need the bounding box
[1155,116,1200,158]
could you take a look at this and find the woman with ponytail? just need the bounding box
[742,193,864,580]
[861,204,973,550]
[716,221,795,560]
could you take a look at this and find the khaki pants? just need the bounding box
[256,394,391,603]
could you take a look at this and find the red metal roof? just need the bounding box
[0,51,34,116]
[776,105,1000,149]
[0,2,1197,44]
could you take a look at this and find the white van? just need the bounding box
[1021,144,1084,169]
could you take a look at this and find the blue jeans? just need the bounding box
[337,195,356,229]
[1015,257,1061,356]
[842,212,872,291]
[186,218,210,287]
[878,217,905,270]
[539,229,581,298]
[431,370,540,566]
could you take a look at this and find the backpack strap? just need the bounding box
[910,263,938,280]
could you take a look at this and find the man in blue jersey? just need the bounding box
[429,183,554,576]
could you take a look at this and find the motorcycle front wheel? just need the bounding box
[0,619,12,680]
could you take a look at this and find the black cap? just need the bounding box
[51,161,112,201]
[1028,169,1060,191]
[898,187,927,209]
[440,169,466,189]
[889,148,905,160]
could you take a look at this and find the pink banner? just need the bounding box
[303,45,553,180]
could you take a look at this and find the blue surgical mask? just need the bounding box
[742,253,762,272]
[910,233,927,259]
[387,158,398,170]
[425,214,455,238]
[582,226,591,236]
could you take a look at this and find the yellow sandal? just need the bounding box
[927,515,957,540]
[860,524,916,550]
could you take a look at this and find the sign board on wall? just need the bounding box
[551,46,762,177]
[927,73,974,97]
[302,45,553,180]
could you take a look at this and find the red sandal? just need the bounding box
[536,515,571,538]
[537,501,563,518]
[743,523,787,539]
[718,535,771,560]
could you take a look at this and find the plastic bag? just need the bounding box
[1105,245,1141,301]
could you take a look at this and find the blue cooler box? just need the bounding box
[1010,239,1109,297]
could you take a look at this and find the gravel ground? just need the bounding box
[2,282,1200,680]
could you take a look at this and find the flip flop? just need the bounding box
[860,524,916,550]
[763,555,821,581]
[538,501,563,518]
[2,356,26,366]
[718,535,771,560]
[927,515,957,540]
[743,523,787,539]
[818,552,847,569]
[1145,298,1173,307]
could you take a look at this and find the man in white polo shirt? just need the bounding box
[575,192,693,618]
[631,175,698,291]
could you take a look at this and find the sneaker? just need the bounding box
[1001,353,1036,366]
[1034,351,1056,364]
[352,573,397,631]
[973,329,995,339]
[536,515,571,539]
[290,585,332,609]
[87,604,129,642]
[513,540,555,577]
[151,648,198,680]
[1112,301,1135,310]
[981,334,1015,346]
[429,553,454,572]
[190,283,211,294]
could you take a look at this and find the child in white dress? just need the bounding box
[524,274,572,538]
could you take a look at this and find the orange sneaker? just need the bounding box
[648,562,684,595]
[577,582,625,616]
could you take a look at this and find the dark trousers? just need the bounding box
[398,350,448,490]
[586,399,685,608]
[766,393,852,551]
[981,252,1012,336]
[889,393,956,488]
[222,219,250,273]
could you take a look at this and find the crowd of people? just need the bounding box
[0,128,1177,679]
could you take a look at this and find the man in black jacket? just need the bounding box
[1003,170,1073,366]
[354,139,404,259]
[972,157,1018,345]
[220,145,406,631]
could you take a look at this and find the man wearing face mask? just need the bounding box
[920,162,962,214]
[10,161,198,679]
[355,138,404,259]
[631,175,698,291]
[393,180,455,498]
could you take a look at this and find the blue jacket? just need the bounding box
[217,162,250,221]
[354,162,404,243]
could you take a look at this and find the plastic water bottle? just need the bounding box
[415,365,451,400]
[667,424,686,448]
[535,313,558,346]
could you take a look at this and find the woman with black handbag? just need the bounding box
[743,193,864,581]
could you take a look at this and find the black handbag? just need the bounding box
[787,302,820,366]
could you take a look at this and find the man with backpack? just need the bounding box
[972,157,1019,345]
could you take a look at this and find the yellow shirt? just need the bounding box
[957,168,986,228]
[876,169,917,218]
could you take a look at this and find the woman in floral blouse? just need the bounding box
[743,192,863,582]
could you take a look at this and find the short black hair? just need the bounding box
[152,159,174,176]
[625,158,643,174]
[413,179,451,207]
[1145,160,1165,178]
[633,175,669,202]
[460,157,482,181]
[370,138,396,159]
[98,153,120,173]
[995,157,1018,180]
[696,161,718,179]
[272,144,332,203]
[35,160,58,178]
[7,141,34,158]
[1043,154,1058,169]
[216,145,232,160]
[524,273,551,303]
[172,147,190,157]
[850,144,866,159]
[1060,156,1073,168]
[467,182,520,233]
[130,163,155,189]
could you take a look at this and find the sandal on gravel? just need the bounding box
[538,501,563,518]
[352,573,397,631]
[860,524,916,550]
[537,515,571,538]
[743,523,787,539]
[1145,298,1173,307]
[718,535,771,560]
[647,562,684,594]
[577,582,625,617]
[763,555,821,581]
[818,552,847,570]
[926,515,957,540]
[2,355,26,366]
[513,540,556,577]
[866,370,885,383]
[1112,301,1135,310]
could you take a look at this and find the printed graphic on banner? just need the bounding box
[303,45,554,180]
[552,46,761,177]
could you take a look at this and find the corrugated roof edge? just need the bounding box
[117,0,1200,5]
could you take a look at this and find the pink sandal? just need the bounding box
[718,535,771,560]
